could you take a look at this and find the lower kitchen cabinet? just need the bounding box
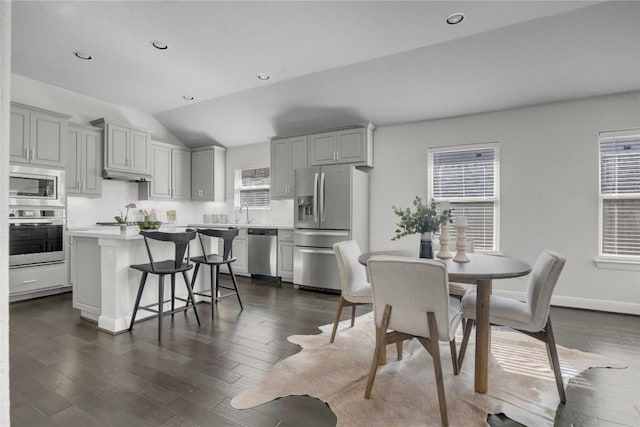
[9,262,70,302]
[219,228,248,276]
[277,228,294,281]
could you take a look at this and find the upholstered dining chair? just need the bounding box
[365,256,462,427]
[330,240,372,343]
[457,250,567,403]
[129,230,200,341]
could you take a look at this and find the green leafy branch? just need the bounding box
[391,196,452,241]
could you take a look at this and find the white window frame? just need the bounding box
[596,129,640,267]
[427,142,500,253]
[234,166,271,210]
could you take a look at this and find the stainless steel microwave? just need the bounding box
[9,165,66,208]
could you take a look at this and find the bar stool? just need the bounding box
[189,228,243,318]
[129,230,200,341]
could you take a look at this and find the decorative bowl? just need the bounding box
[137,221,162,230]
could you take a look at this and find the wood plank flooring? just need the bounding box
[9,276,640,426]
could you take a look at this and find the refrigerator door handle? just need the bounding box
[320,172,326,222]
[295,247,334,255]
[313,172,319,221]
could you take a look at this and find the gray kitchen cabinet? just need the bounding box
[270,135,308,199]
[308,123,374,167]
[219,228,248,276]
[191,146,225,201]
[67,124,102,197]
[140,141,191,201]
[277,228,294,281]
[91,118,151,175]
[10,102,70,168]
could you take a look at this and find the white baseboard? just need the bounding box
[494,290,640,316]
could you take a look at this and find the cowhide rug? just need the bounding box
[231,312,623,426]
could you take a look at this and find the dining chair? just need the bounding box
[189,228,243,319]
[330,240,372,343]
[365,256,462,427]
[129,230,200,341]
[457,250,567,402]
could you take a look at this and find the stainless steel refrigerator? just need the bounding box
[293,164,369,291]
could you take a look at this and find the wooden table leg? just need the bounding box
[475,279,492,393]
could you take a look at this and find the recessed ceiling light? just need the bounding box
[257,73,270,81]
[183,95,194,101]
[151,40,168,50]
[73,51,92,60]
[446,12,465,25]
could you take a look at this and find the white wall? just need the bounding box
[11,74,186,146]
[370,91,640,314]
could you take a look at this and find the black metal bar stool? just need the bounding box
[189,228,243,318]
[129,230,200,340]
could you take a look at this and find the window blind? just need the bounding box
[236,167,271,208]
[430,146,498,252]
[599,134,640,256]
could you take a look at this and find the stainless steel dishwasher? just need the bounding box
[248,228,278,277]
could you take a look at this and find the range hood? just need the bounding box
[102,169,152,182]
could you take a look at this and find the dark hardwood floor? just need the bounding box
[9,276,640,427]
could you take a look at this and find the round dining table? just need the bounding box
[358,250,531,394]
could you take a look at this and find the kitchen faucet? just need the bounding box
[239,203,251,224]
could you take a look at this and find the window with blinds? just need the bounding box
[599,131,640,257]
[428,144,499,252]
[235,167,271,208]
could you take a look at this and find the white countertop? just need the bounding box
[188,223,293,229]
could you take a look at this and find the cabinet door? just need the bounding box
[106,123,130,171]
[278,242,294,281]
[81,129,102,196]
[336,128,366,164]
[309,131,336,165]
[129,129,150,173]
[172,148,191,200]
[270,139,291,198]
[10,106,30,164]
[191,150,205,200]
[30,110,66,168]
[149,143,172,199]
[232,238,248,274]
[67,126,82,194]
[289,135,308,196]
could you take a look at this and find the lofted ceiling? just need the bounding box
[11,1,640,148]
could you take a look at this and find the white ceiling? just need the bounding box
[11,1,640,148]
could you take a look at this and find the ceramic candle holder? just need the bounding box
[436,222,453,259]
[453,224,470,263]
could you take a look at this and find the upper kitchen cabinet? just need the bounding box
[192,146,225,201]
[67,123,102,197]
[270,135,307,199]
[308,123,375,167]
[10,102,71,168]
[90,118,151,176]
[139,141,191,201]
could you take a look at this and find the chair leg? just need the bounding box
[351,304,357,327]
[365,304,392,399]
[171,273,176,319]
[450,338,459,375]
[129,272,148,331]
[228,263,243,310]
[187,263,201,310]
[157,275,164,341]
[209,265,216,319]
[544,318,566,403]
[425,312,449,427]
[458,319,474,371]
[330,296,347,343]
[396,341,403,360]
[214,265,220,303]
[182,271,200,326]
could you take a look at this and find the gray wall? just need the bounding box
[370,91,640,314]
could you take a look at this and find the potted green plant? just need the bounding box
[391,196,452,258]
[115,202,136,233]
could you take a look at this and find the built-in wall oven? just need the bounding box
[9,209,66,267]
[9,165,66,267]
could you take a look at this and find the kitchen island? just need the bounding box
[68,226,215,334]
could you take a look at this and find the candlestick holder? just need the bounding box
[436,222,453,259]
[453,224,470,263]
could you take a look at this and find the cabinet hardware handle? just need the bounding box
[22,279,38,284]
[24,147,29,160]
[30,148,35,160]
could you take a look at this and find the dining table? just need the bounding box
[358,250,531,394]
